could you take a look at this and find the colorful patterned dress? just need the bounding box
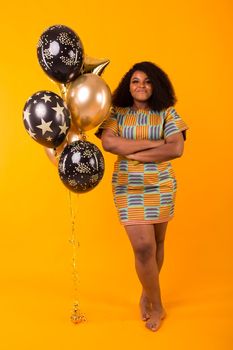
[97,106,188,226]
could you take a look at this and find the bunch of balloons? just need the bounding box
[23,25,111,193]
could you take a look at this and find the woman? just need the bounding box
[96,61,188,332]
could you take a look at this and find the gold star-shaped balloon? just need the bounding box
[82,55,110,76]
[56,56,110,101]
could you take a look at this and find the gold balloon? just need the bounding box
[56,57,110,99]
[66,73,112,132]
[44,126,82,165]
[82,55,110,76]
[56,82,70,100]
[44,142,66,166]
[66,129,82,143]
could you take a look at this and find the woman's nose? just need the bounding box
[139,81,145,87]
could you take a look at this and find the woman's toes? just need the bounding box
[140,296,151,321]
[145,321,158,332]
[142,312,150,321]
[145,309,165,332]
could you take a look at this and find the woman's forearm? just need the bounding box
[127,142,183,163]
[102,134,164,156]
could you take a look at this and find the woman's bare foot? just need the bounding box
[140,291,151,321]
[145,307,166,332]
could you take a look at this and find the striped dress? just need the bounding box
[97,106,188,226]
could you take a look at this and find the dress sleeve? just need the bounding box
[164,107,189,140]
[95,107,119,139]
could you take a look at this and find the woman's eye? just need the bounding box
[131,79,151,84]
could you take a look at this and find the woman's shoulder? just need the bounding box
[112,106,130,116]
[156,106,178,119]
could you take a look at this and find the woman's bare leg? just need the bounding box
[154,222,168,272]
[125,224,165,331]
[140,222,168,319]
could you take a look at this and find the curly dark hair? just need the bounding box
[112,61,177,111]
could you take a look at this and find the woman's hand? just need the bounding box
[125,154,136,160]
[125,154,140,165]
[101,129,165,156]
[124,133,184,163]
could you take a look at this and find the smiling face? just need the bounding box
[129,70,153,104]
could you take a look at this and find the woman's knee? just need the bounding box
[134,242,155,263]
[125,224,156,263]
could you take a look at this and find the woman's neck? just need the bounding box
[132,101,149,110]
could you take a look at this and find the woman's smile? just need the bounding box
[129,70,153,103]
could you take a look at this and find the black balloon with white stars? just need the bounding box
[58,140,105,193]
[37,25,84,83]
[23,90,71,148]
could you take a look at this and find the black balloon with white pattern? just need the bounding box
[23,90,71,148]
[58,140,105,193]
[37,25,84,83]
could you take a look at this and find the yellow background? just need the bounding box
[0,0,232,348]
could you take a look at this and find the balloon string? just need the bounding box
[68,191,86,324]
[80,131,87,141]
[54,148,59,160]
